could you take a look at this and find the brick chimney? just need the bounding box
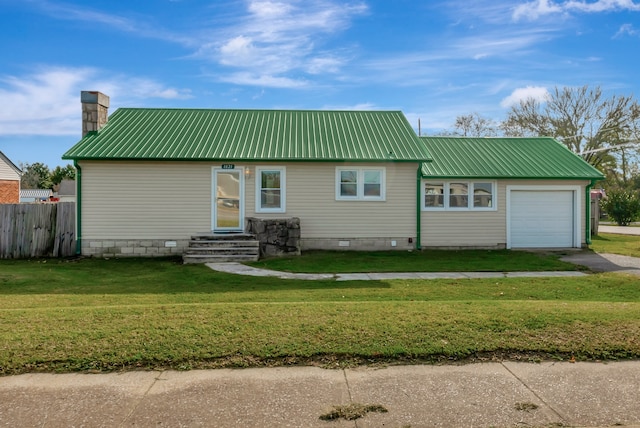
[81,91,110,137]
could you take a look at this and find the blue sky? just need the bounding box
[1,0,639,168]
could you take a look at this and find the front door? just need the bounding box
[213,168,244,231]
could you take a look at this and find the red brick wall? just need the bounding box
[0,180,19,203]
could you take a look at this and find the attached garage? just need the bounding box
[419,137,604,250]
[508,186,580,248]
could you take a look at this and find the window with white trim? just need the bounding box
[423,181,495,210]
[336,168,385,201]
[256,167,286,212]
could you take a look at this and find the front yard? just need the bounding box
[1,253,639,375]
[591,233,640,258]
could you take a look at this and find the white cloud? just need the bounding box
[513,0,563,21]
[322,102,378,111]
[306,57,343,74]
[500,86,550,107]
[0,67,191,136]
[219,72,308,88]
[614,23,639,37]
[564,0,640,12]
[204,0,367,86]
[513,0,640,21]
[34,2,194,46]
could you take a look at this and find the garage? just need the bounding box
[508,188,579,248]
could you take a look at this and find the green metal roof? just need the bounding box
[63,108,431,162]
[419,137,604,180]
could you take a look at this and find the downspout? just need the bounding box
[74,161,82,255]
[585,179,597,246]
[416,166,422,250]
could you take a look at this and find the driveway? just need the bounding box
[561,252,640,276]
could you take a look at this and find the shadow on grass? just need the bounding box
[0,257,391,295]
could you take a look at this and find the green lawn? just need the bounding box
[247,249,578,273]
[1,257,639,375]
[591,233,640,258]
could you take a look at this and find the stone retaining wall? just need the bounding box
[245,217,301,258]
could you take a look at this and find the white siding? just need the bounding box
[244,162,418,239]
[81,161,212,239]
[0,157,20,181]
[80,161,419,241]
[420,180,589,248]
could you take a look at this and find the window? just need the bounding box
[423,181,495,210]
[449,182,468,208]
[473,182,493,208]
[336,168,385,201]
[256,167,285,212]
[424,183,444,208]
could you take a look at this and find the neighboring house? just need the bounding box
[56,179,76,202]
[63,91,604,258]
[0,151,21,204]
[20,189,53,203]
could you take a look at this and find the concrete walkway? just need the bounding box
[1,362,639,427]
[599,224,640,235]
[206,262,589,280]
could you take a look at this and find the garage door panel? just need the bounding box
[510,190,574,248]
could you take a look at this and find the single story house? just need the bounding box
[20,189,53,203]
[63,91,604,258]
[55,179,77,203]
[0,151,21,204]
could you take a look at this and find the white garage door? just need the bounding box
[510,190,575,248]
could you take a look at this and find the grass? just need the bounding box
[591,233,640,258]
[247,249,578,273]
[1,256,639,375]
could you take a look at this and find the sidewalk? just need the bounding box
[1,362,639,427]
[206,262,589,280]
[598,224,640,236]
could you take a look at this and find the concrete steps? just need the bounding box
[182,233,259,264]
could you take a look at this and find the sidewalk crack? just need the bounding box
[500,363,567,423]
[119,371,165,427]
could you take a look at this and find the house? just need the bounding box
[0,151,21,204]
[63,91,603,258]
[20,189,53,203]
[55,179,76,203]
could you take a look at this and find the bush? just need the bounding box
[601,189,640,226]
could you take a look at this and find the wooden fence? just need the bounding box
[0,202,76,258]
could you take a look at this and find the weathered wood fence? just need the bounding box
[0,202,76,258]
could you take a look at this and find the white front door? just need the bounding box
[213,168,244,231]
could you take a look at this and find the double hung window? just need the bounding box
[256,167,286,212]
[336,168,385,201]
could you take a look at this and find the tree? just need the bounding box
[452,113,497,137]
[501,85,640,171]
[50,164,76,186]
[601,189,640,226]
[20,162,52,189]
[19,163,76,190]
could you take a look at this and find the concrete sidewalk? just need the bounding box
[599,225,640,236]
[1,362,639,427]
[206,262,588,281]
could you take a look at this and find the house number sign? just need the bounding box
[221,164,235,169]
